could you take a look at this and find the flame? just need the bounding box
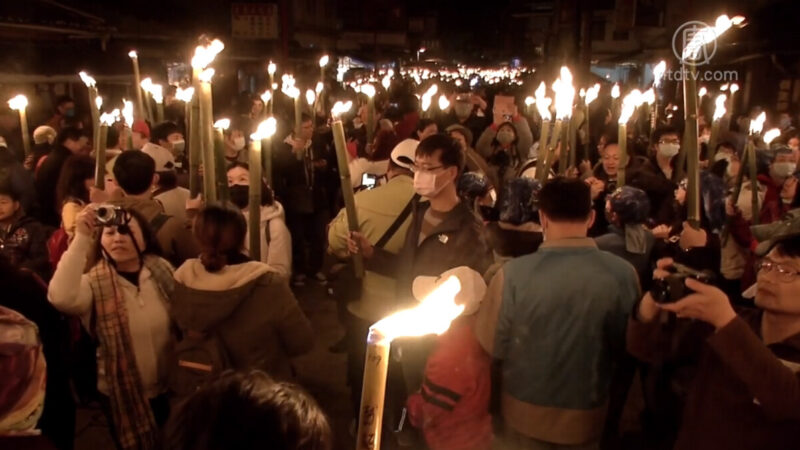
[372,276,464,341]
[553,66,575,120]
[213,118,230,130]
[763,128,781,145]
[260,90,272,104]
[140,77,153,92]
[151,84,163,104]
[111,108,121,121]
[7,94,27,110]
[713,94,727,121]
[698,86,708,97]
[128,50,138,59]
[319,55,329,68]
[425,84,438,98]
[579,88,586,98]
[585,84,600,105]
[176,87,195,102]
[268,61,276,75]
[306,89,316,106]
[642,88,656,105]
[611,84,620,99]
[99,112,116,126]
[619,89,642,124]
[315,81,324,94]
[332,100,353,118]
[361,84,376,98]
[534,82,552,121]
[122,99,134,126]
[653,61,667,87]
[95,96,103,110]
[524,96,534,106]
[438,94,450,110]
[730,83,739,94]
[79,71,96,87]
[749,112,766,135]
[421,95,432,112]
[191,39,225,70]
[682,15,742,61]
[198,68,215,83]
[251,117,277,141]
[720,83,729,91]
[284,86,300,99]
[382,74,391,90]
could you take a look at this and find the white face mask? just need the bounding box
[771,162,797,180]
[413,171,445,197]
[232,136,246,151]
[736,187,765,222]
[170,139,185,155]
[657,143,680,158]
[714,152,732,163]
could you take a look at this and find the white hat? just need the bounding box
[412,266,487,316]
[390,138,419,170]
[141,142,176,172]
[33,126,57,145]
[0,136,6,148]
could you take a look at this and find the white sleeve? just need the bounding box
[48,232,94,317]
[266,218,293,278]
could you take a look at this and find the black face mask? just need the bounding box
[229,185,249,209]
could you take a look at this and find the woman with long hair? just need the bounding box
[48,205,175,449]
[55,154,94,239]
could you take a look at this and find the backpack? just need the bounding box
[47,227,69,269]
[169,329,232,397]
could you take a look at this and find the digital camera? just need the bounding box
[95,204,127,227]
[649,263,715,304]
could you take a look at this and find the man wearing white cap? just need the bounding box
[141,140,190,225]
[327,138,419,413]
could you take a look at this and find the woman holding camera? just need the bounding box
[48,204,175,450]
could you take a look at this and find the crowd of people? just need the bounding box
[1,72,799,450]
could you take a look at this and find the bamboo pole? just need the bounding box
[355,329,390,450]
[248,138,263,261]
[94,122,108,189]
[682,63,701,228]
[189,95,201,198]
[129,51,146,121]
[332,103,364,278]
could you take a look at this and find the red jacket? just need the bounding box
[407,316,492,450]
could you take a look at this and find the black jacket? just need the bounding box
[274,137,329,214]
[34,146,72,227]
[0,214,53,281]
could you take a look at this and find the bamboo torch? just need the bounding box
[213,118,230,203]
[260,90,272,120]
[707,94,727,162]
[611,84,621,119]
[331,100,364,278]
[192,38,225,203]
[728,83,739,131]
[152,83,164,124]
[247,117,277,261]
[140,77,156,124]
[128,51,146,121]
[583,84,600,162]
[7,95,31,159]
[79,71,100,152]
[362,84,377,144]
[618,90,642,187]
[94,113,116,189]
[122,99,134,150]
[176,87,198,196]
[267,61,276,114]
[356,276,465,450]
[652,61,667,130]
[553,67,575,174]
[535,82,552,182]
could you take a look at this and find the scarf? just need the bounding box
[87,255,174,450]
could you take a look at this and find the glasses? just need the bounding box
[412,164,444,174]
[756,258,800,283]
[659,138,680,145]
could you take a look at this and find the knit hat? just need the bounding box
[458,172,491,203]
[132,119,150,139]
[412,266,487,316]
[141,142,176,172]
[390,139,418,170]
[608,186,650,225]
[446,124,473,147]
[0,306,46,434]
[32,126,57,145]
[499,177,541,225]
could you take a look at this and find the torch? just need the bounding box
[7,95,31,159]
[192,39,225,203]
[94,113,116,189]
[583,84,600,162]
[534,82,553,183]
[248,117,277,261]
[140,77,157,123]
[727,83,740,131]
[438,94,450,118]
[618,90,642,187]
[261,90,272,119]
[611,84,621,119]
[640,88,656,138]
[524,96,534,119]
[267,61,277,114]
[177,87,198,196]
[420,84,438,119]
[652,60,667,129]
[122,99,134,150]
[79,71,100,153]
[331,100,364,278]
[553,67,575,174]
[707,94,727,162]
[152,83,164,124]
[319,55,329,82]
[361,84,377,144]
[213,118,230,203]
[128,51,146,121]
[356,276,465,450]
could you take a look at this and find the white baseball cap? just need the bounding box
[412,266,487,316]
[33,126,57,145]
[141,142,176,172]
[390,138,419,170]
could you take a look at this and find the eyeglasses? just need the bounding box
[658,138,680,145]
[756,258,800,283]
[412,164,444,174]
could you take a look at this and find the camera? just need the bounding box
[95,204,127,227]
[650,263,715,304]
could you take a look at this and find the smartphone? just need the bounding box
[361,173,378,190]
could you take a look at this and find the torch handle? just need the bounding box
[683,63,700,228]
[94,124,108,189]
[355,331,390,450]
[748,137,759,225]
[248,140,263,261]
[189,96,202,198]
[332,120,364,278]
[131,57,145,121]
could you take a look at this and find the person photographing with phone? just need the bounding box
[628,232,800,449]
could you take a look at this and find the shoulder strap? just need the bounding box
[375,194,420,249]
[149,213,171,234]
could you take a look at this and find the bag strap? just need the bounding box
[149,213,171,234]
[375,194,419,249]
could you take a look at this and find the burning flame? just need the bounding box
[619,89,643,124]
[749,112,766,135]
[198,68,215,83]
[191,39,225,70]
[361,84,376,98]
[642,88,656,105]
[268,61,276,76]
[128,50,138,59]
[438,94,450,111]
[260,90,272,104]
[176,87,195,103]
[151,84,163,104]
[611,84,621,99]
[306,89,316,106]
[425,84,438,98]
[251,117,277,141]
[730,83,739,94]
[315,81,324,95]
[421,95,432,112]
[99,112,116,126]
[682,15,743,61]
[763,128,781,145]
[534,82,552,121]
[140,77,153,92]
[213,118,230,130]
[524,96,534,106]
[585,84,600,105]
[95,96,103,110]
[79,71,96,87]
[698,86,708,98]
[111,108,121,121]
[720,83,729,91]
[552,66,575,120]
[284,86,300,99]
[319,55,329,68]
[122,99,134,126]
[382,75,391,90]
[7,94,28,110]
[371,276,464,341]
[713,94,727,121]
[653,61,667,88]
[332,100,353,118]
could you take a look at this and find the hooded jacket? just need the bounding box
[171,260,313,380]
[242,201,292,277]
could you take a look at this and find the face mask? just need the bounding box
[232,137,246,150]
[353,119,363,130]
[229,184,249,209]
[714,152,732,163]
[171,139,185,155]
[413,171,446,197]
[64,108,76,118]
[454,102,472,119]
[497,130,515,146]
[657,143,680,158]
[772,162,797,179]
